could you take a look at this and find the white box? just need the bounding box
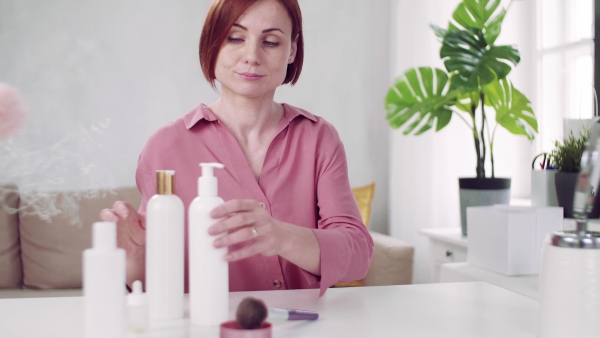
[466,205,563,275]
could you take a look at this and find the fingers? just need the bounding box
[210,199,264,218]
[213,226,260,249]
[99,208,119,222]
[112,201,133,220]
[117,202,145,246]
[99,201,132,222]
[208,210,261,236]
[101,200,145,247]
[222,227,281,261]
[208,199,275,260]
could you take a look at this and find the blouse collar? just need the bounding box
[183,103,317,130]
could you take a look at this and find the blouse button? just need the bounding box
[259,202,266,209]
[273,279,281,288]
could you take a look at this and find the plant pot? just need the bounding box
[554,172,579,218]
[554,171,600,218]
[459,178,511,236]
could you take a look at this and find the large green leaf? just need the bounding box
[430,24,447,39]
[451,0,506,44]
[455,89,480,113]
[384,67,456,135]
[484,79,538,139]
[441,29,520,89]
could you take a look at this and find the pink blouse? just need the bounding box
[136,103,374,296]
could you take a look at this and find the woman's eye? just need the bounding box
[227,37,243,43]
[263,40,279,47]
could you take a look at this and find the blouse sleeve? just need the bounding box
[311,141,374,296]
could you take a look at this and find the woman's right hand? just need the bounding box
[99,200,146,286]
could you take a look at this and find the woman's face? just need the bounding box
[214,0,297,100]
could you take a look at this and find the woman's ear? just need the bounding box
[289,34,298,63]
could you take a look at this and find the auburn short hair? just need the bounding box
[199,0,304,88]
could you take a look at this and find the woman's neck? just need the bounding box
[208,93,285,181]
[209,94,283,137]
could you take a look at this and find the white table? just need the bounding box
[440,262,539,300]
[0,282,538,338]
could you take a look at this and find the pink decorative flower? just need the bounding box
[0,82,27,139]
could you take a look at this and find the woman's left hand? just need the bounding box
[207,199,292,262]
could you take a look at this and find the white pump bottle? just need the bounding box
[188,162,229,326]
[146,170,184,321]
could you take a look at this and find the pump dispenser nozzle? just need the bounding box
[199,163,225,197]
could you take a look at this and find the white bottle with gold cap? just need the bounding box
[146,170,184,321]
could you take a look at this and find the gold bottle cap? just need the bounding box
[156,170,175,195]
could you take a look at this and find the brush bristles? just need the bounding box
[236,297,268,329]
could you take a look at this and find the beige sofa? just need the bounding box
[0,184,414,298]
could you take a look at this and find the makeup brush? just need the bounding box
[236,297,268,329]
[236,297,320,329]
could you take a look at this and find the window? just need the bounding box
[536,0,595,151]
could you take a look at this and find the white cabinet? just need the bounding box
[421,228,538,299]
[419,228,468,282]
[421,220,600,297]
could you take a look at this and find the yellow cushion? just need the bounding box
[352,182,375,227]
[334,182,376,288]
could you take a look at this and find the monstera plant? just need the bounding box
[385,0,538,235]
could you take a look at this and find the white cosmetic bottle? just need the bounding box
[127,280,148,332]
[189,162,228,326]
[83,221,126,338]
[146,170,184,321]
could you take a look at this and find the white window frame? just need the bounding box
[534,0,595,153]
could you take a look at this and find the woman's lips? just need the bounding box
[238,72,263,81]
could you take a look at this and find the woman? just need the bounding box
[100,0,373,296]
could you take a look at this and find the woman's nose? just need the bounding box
[243,41,261,65]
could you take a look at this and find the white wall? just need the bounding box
[0,1,217,192]
[0,1,392,234]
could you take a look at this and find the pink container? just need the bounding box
[220,321,272,338]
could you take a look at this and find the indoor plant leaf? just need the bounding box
[550,128,590,172]
[385,67,456,134]
[431,24,448,39]
[454,89,480,113]
[484,79,538,139]
[451,0,506,45]
[384,0,537,180]
[441,28,520,89]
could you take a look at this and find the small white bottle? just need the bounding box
[83,221,126,338]
[146,170,184,321]
[189,162,229,326]
[127,280,148,332]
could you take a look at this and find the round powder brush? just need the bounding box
[236,297,268,329]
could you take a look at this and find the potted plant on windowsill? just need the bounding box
[549,128,598,218]
[384,0,538,236]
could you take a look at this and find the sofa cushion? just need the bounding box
[19,187,141,289]
[0,184,23,288]
[363,231,414,286]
